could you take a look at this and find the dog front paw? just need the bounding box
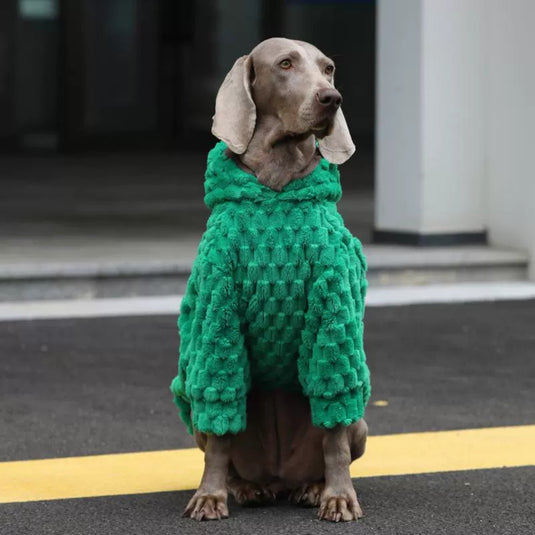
[318,485,363,522]
[183,491,229,521]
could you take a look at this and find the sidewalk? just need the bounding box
[0,236,529,301]
[0,147,373,243]
[0,149,530,301]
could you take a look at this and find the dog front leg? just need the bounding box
[319,425,363,522]
[183,433,231,521]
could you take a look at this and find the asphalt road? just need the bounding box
[1,300,534,534]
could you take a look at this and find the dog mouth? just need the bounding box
[310,119,332,138]
[278,118,334,143]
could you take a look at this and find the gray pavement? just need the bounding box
[1,300,534,533]
[1,301,535,461]
[2,467,533,535]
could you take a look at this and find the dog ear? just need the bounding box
[211,55,256,154]
[317,107,355,165]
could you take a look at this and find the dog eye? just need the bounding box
[279,59,292,70]
[325,65,334,75]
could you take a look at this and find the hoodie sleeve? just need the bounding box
[170,242,250,436]
[298,245,370,429]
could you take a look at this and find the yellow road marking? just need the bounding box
[1,425,534,504]
[372,400,389,407]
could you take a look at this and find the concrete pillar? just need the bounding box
[485,0,535,279]
[375,0,487,245]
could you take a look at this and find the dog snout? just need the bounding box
[316,88,342,111]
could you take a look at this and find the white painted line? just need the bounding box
[365,281,535,307]
[1,282,535,321]
[0,296,183,322]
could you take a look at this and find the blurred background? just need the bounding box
[0,0,533,301]
[0,0,375,151]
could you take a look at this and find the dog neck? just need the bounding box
[234,116,321,191]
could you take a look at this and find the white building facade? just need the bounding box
[375,0,535,279]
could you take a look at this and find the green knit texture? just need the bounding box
[171,141,370,435]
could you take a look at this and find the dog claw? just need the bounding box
[318,493,363,522]
[183,493,229,521]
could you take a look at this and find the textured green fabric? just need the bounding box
[171,141,370,436]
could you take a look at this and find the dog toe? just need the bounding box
[183,493,229,521]
[318,494,363,522]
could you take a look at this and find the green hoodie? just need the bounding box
[171,141,370,436]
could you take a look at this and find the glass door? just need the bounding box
[60,0,161,147]
[15,0,60,149]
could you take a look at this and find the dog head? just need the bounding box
[211,37,355,165]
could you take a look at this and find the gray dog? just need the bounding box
[176,38,369,523]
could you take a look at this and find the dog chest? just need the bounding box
[221,202,358,391]
[171,141,370,436]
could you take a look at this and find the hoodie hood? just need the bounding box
[204,141,342,210]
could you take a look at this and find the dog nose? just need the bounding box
[316,89,342,110]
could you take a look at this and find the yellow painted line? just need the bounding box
[1,425,534,504]
[352,425,534,478]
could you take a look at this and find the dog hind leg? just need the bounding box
[226,464,276,506]
[289,481,324,507]
[349,418,368,461]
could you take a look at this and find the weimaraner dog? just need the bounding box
[183,37,368,522]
